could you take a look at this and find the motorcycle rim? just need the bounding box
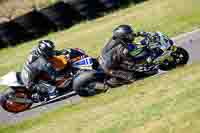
[172,47,189,65]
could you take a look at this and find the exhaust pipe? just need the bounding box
[7,96,33,104]
[0,93,33,105]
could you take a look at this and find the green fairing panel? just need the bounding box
[129,48,144,57]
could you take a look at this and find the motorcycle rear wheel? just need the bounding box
[73,71,97,97]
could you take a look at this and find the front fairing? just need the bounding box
[157,45,177,64]
[0,72,24,87]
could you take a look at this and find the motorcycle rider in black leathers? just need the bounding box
[99,25,137,87]
[99,25,166,88]
[20,40,70,101]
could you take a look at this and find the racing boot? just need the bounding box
[91,82,110,92]
[106,77,133,88]
[47,86,58,99]
[34,82,58,101]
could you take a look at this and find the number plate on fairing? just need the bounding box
[72,57,93,70]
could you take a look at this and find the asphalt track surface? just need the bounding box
[0,29,200,125]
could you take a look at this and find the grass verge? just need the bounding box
[1,64,200,133]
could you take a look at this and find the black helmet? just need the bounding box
[113,25,135,42]
[37,40,55,57]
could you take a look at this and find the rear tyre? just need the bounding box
[73,71,97,97]
[0,89,32,113]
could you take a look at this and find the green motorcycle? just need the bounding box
[129,32,189,72]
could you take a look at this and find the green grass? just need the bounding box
[1,64,200,133]
[0,0,200,132]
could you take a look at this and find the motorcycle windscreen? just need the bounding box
[72,57,93,70]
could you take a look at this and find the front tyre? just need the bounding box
[159,47,189,71]
[0,89,32,113]
[172,47,189,65]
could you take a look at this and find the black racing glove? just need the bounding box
[54,49,70,56]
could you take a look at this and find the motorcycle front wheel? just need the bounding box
[159,47,189,71]
[172,47,189,65]
[0,88,32,113]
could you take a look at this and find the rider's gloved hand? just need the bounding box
[61,49,70,55]
[54,49,70,56]
[136,31,147,36]
[137,31,153,38]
